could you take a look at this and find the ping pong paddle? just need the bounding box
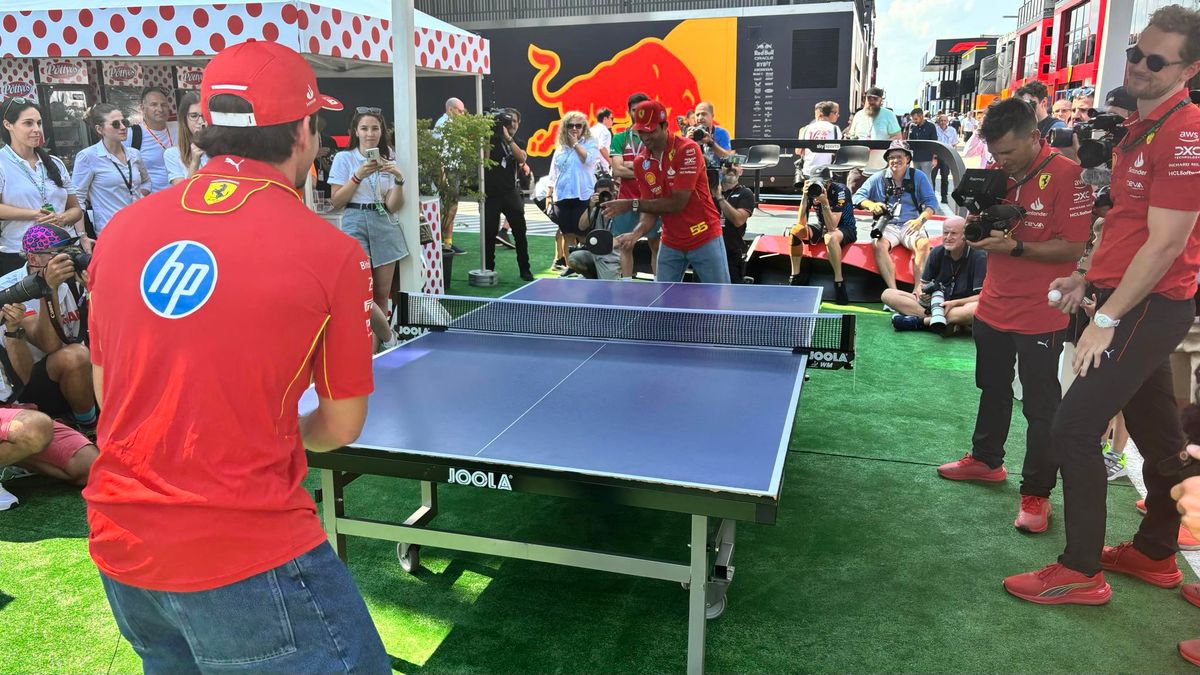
[584,229,614,255]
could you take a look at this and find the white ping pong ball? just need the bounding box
[1048,289,1062,302]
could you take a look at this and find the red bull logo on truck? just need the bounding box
[526,38,701,156]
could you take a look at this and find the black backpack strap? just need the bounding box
[131,125,143,150]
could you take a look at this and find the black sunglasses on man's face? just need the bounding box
[1126,45,1188,73]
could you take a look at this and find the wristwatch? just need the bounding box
[632,199,640,213]
[1094,312,1120,329]
[1010,240,1025,257]
[4,327,25,340]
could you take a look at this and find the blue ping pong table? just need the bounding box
[304,279,852,674]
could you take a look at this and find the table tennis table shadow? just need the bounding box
[304,279,854,673]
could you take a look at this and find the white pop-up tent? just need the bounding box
[0,0,490,292]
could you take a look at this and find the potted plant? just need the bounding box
[417,112,497,287]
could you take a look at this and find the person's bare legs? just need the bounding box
[873,238,897,291]
[880,288,924,317]
[370,263,395,345]
[619,248,634,278]
[0,411,52,468]
[555,231,567,265]
[46,344,95,417]
[825,230,846,282]
[20,443,98,486]
[911,237,931,289]
[946,302,977,326]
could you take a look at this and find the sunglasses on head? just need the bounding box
[1126,45,1188,72]
[107,119,130,130]
[356,106,383,115]
[566,123,584,130]
[2,96,32,119]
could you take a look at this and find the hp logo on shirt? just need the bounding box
[140,241,218,318]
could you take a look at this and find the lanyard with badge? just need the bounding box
[4,145,53,212]
[107,157,135,198]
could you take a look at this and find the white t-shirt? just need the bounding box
[962,115,977,133]
[590,123,612,170]
[936,125,960,147]
[124,124,175,193]
[163,147,210,184]
[328,149,399,205]
[0,266,83,363]
[72,142,149,234]
[0,146,74,253]
[799,120,842,178]
[549,140,601,202]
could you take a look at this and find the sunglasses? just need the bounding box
[1,96,32,119]
[1126,45,1188,72]
[356,106,383,114]
[186,112,204,121]
[565,123,584,130]
[107,119,130,129]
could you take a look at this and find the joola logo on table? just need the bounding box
[448,468,513,490]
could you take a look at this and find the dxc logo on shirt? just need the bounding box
[140,241,218,318]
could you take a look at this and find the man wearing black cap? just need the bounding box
[1103,86,1137,118]
[84,41,388,670]
[848,87,903,141]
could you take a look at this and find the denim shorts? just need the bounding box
[340,207,409,268]
[609,211,662,238]
[99,541,390,673]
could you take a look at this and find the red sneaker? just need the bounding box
[1182,583,1200,609]
[1100,541,1183,588]
[937,454,1007,482]
[1003,563,1111,605]
[1014,495,1051,533]
[1180,640,1200,667]
[1135,498,1146,515]
[1181,526,1200,552]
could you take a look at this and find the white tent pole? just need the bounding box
[477,74,485,277]
[391,0,420,293]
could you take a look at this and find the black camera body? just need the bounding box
[868,182,904,239]
[488,107,514,134]
[1048,113,1128,168]
[687,125,709,142]
[593,167,615,201]
[951,169,1026,242]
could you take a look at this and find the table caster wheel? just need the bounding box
[706,595,726,620]
[397,543,421,573]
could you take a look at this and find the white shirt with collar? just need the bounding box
[328,148,398,205]
[124,124,175,193]
[73,141,149,234]
[549,139,601,202]
[936,124,960,147]
[163,147,209,184]
[0,146,74,253]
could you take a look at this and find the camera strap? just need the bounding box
[1009,151,1060,193]
[42,281,85,346]
[0,345,24,403]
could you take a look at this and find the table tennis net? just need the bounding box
[398,292,855,359]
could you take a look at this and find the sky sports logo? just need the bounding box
[140,241,218,319]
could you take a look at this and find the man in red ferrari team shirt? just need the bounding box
[84,41,389,671]
[603,99,730,283]
[935,98,1091,533]
[1003,7,1200,619]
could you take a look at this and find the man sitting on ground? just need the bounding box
[881,216,985,334]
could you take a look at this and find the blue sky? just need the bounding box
[874,0,1016,109]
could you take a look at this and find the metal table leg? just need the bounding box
[397,480,439,573]
[687,514,708,675]
[319,469,347,561]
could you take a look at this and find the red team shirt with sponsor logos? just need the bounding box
[975,142,1093,334]
[1089,88,1200,299]
[84,157,374,592]
[634,135,722,251]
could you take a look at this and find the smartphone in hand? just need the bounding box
[364,147,381,161]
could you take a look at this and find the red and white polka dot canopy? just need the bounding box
[0,2,490,75]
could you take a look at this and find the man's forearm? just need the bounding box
[510,139,528,164]
[709,143,733,159]
[718,199,748,227]
[1099,238,1185,320]
[638,195,687,215]
[611,158,633,179]
[626,212,657,241]
[1020,238,1085,264]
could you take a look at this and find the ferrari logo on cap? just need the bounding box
[306,85,314,102]
[1038,174,1052,190]
[204,180,240,205]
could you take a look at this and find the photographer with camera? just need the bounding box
[791,170,856,304]
[854,140,937,292]
[936,98,1091,534]
[483,107,533,282]
[602,100,729,283]
[0,225,97,435]
[567,173,622,280]
[713,158,755,283]
[882,217,985,333]
[1005,6,1200,608]
[691,102,733,163]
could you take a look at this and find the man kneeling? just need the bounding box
[881,217,985,334]
[568,177,622,279]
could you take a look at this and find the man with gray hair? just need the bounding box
[434,96,467,254]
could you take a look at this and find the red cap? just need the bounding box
[201,40,342,128]
[631,100,667,132]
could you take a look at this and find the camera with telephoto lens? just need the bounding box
[1048,113,1128,168]
[922,281,948,334]
[869,183,903,239]
[0,273,51,308]
[951,169,1026,242]
[806,178,826,201]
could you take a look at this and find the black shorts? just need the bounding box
[792,219,858,248]
[552,198,589,236]
[19,358,70,419]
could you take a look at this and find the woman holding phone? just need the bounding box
[163,92,208,185]
[328,106,407,349]
[0,98,83,274]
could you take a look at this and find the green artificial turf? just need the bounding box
[1,232,1196,673]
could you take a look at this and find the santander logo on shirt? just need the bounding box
[140,241,218,318]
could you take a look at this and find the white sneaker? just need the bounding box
[0,483,18,511]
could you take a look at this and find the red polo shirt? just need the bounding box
[975,142,1092,334]
[1089,88,1200,299]
[634,135,721,251]
[84,156,373,592]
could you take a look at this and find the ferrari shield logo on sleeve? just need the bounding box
[1038,174,1052,190]
[204,180,239,205]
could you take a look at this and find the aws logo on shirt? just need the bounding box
[140,241,218,319]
